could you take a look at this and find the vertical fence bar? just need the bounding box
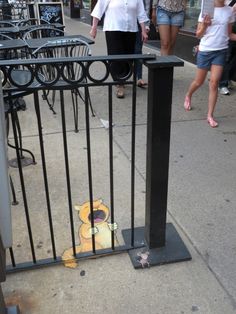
[59,90,76,257]
[10,106,36,264]
[123,56,191,268]
[8,247,16,267]
[108,85,115,249]
[84,86,96,253]
[9,176,18,206]
[130,77,137,247]
[34,91,57,260]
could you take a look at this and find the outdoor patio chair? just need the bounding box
[16,18,50,27]
[0,33,12,40]
[0,33,13,59]
[0,21,15,28]
[10,0,27,20]
[22,25,64,40]
[31,37,95,132]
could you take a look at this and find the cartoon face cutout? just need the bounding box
[75,199,109,225]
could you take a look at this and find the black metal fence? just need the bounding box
[0,54,191,272]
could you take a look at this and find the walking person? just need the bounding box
[90,0,148,98]
[135,0,151,88]
[218,2,236,95]
[218,38,236,95]
[184,0,236,128]
[151,0,186,55]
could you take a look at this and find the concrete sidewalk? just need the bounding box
[2,16,236,313]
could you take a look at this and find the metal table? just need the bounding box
[0,26,19,37]
[0,38,27,68]
[0,38,26,50]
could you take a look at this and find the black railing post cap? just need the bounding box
[145,55,184,68]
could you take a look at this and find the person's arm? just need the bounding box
[144,0,151,31]
[137,0,149,41]
[90,17,99,39]
[151,0,158,25]
[140,22,149,42]
[196,15,211,39]
[229,22,236,40]
[90,0,109,39]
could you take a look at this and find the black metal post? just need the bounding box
[123,56,192,268]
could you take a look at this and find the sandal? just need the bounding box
[137,79,148,88]
[207,117,218,128]
[116,85,125,98]
[184,96,191,111]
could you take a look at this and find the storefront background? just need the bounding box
[184,0,201,32]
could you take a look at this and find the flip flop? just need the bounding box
[137,80,148,88]
[207,117,218,128]
[184,96,191,111]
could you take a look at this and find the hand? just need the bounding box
[202,14,212,27]
[90,226,99,235]
[142,30,148,43]
[90,26,97,39]
[108,222,118,231]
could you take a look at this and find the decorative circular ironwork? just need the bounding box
[35,63,60,87]
[86,61,110,83]
[108,60,133,81]
[8,65,34,88]
[61,61,86,84]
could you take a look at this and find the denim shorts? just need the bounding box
[157,7,185,27]
[197,49,227,70]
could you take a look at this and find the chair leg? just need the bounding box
[71,89,79,133]
[42,90,57,114]
[75,87,95,116]
[71,85,95,133]
[9,175,18,205]
[8,109,36,168]
[14,112,24,159]
[88,89,95,117]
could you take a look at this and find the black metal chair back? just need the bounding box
[31,37,94,131]
[16,18,50,27]
[0,21,15,28]
[22,25,64,40]
[0,33,12,40]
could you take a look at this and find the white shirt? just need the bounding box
[91,0,149,32]
[199,6,235,51]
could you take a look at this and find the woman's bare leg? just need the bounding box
[169,26,180,55]
[186,68,208,98]
[184,68,208,110]
[158,25,180,55]
[208,64,223,118]
[158,24,171,55]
